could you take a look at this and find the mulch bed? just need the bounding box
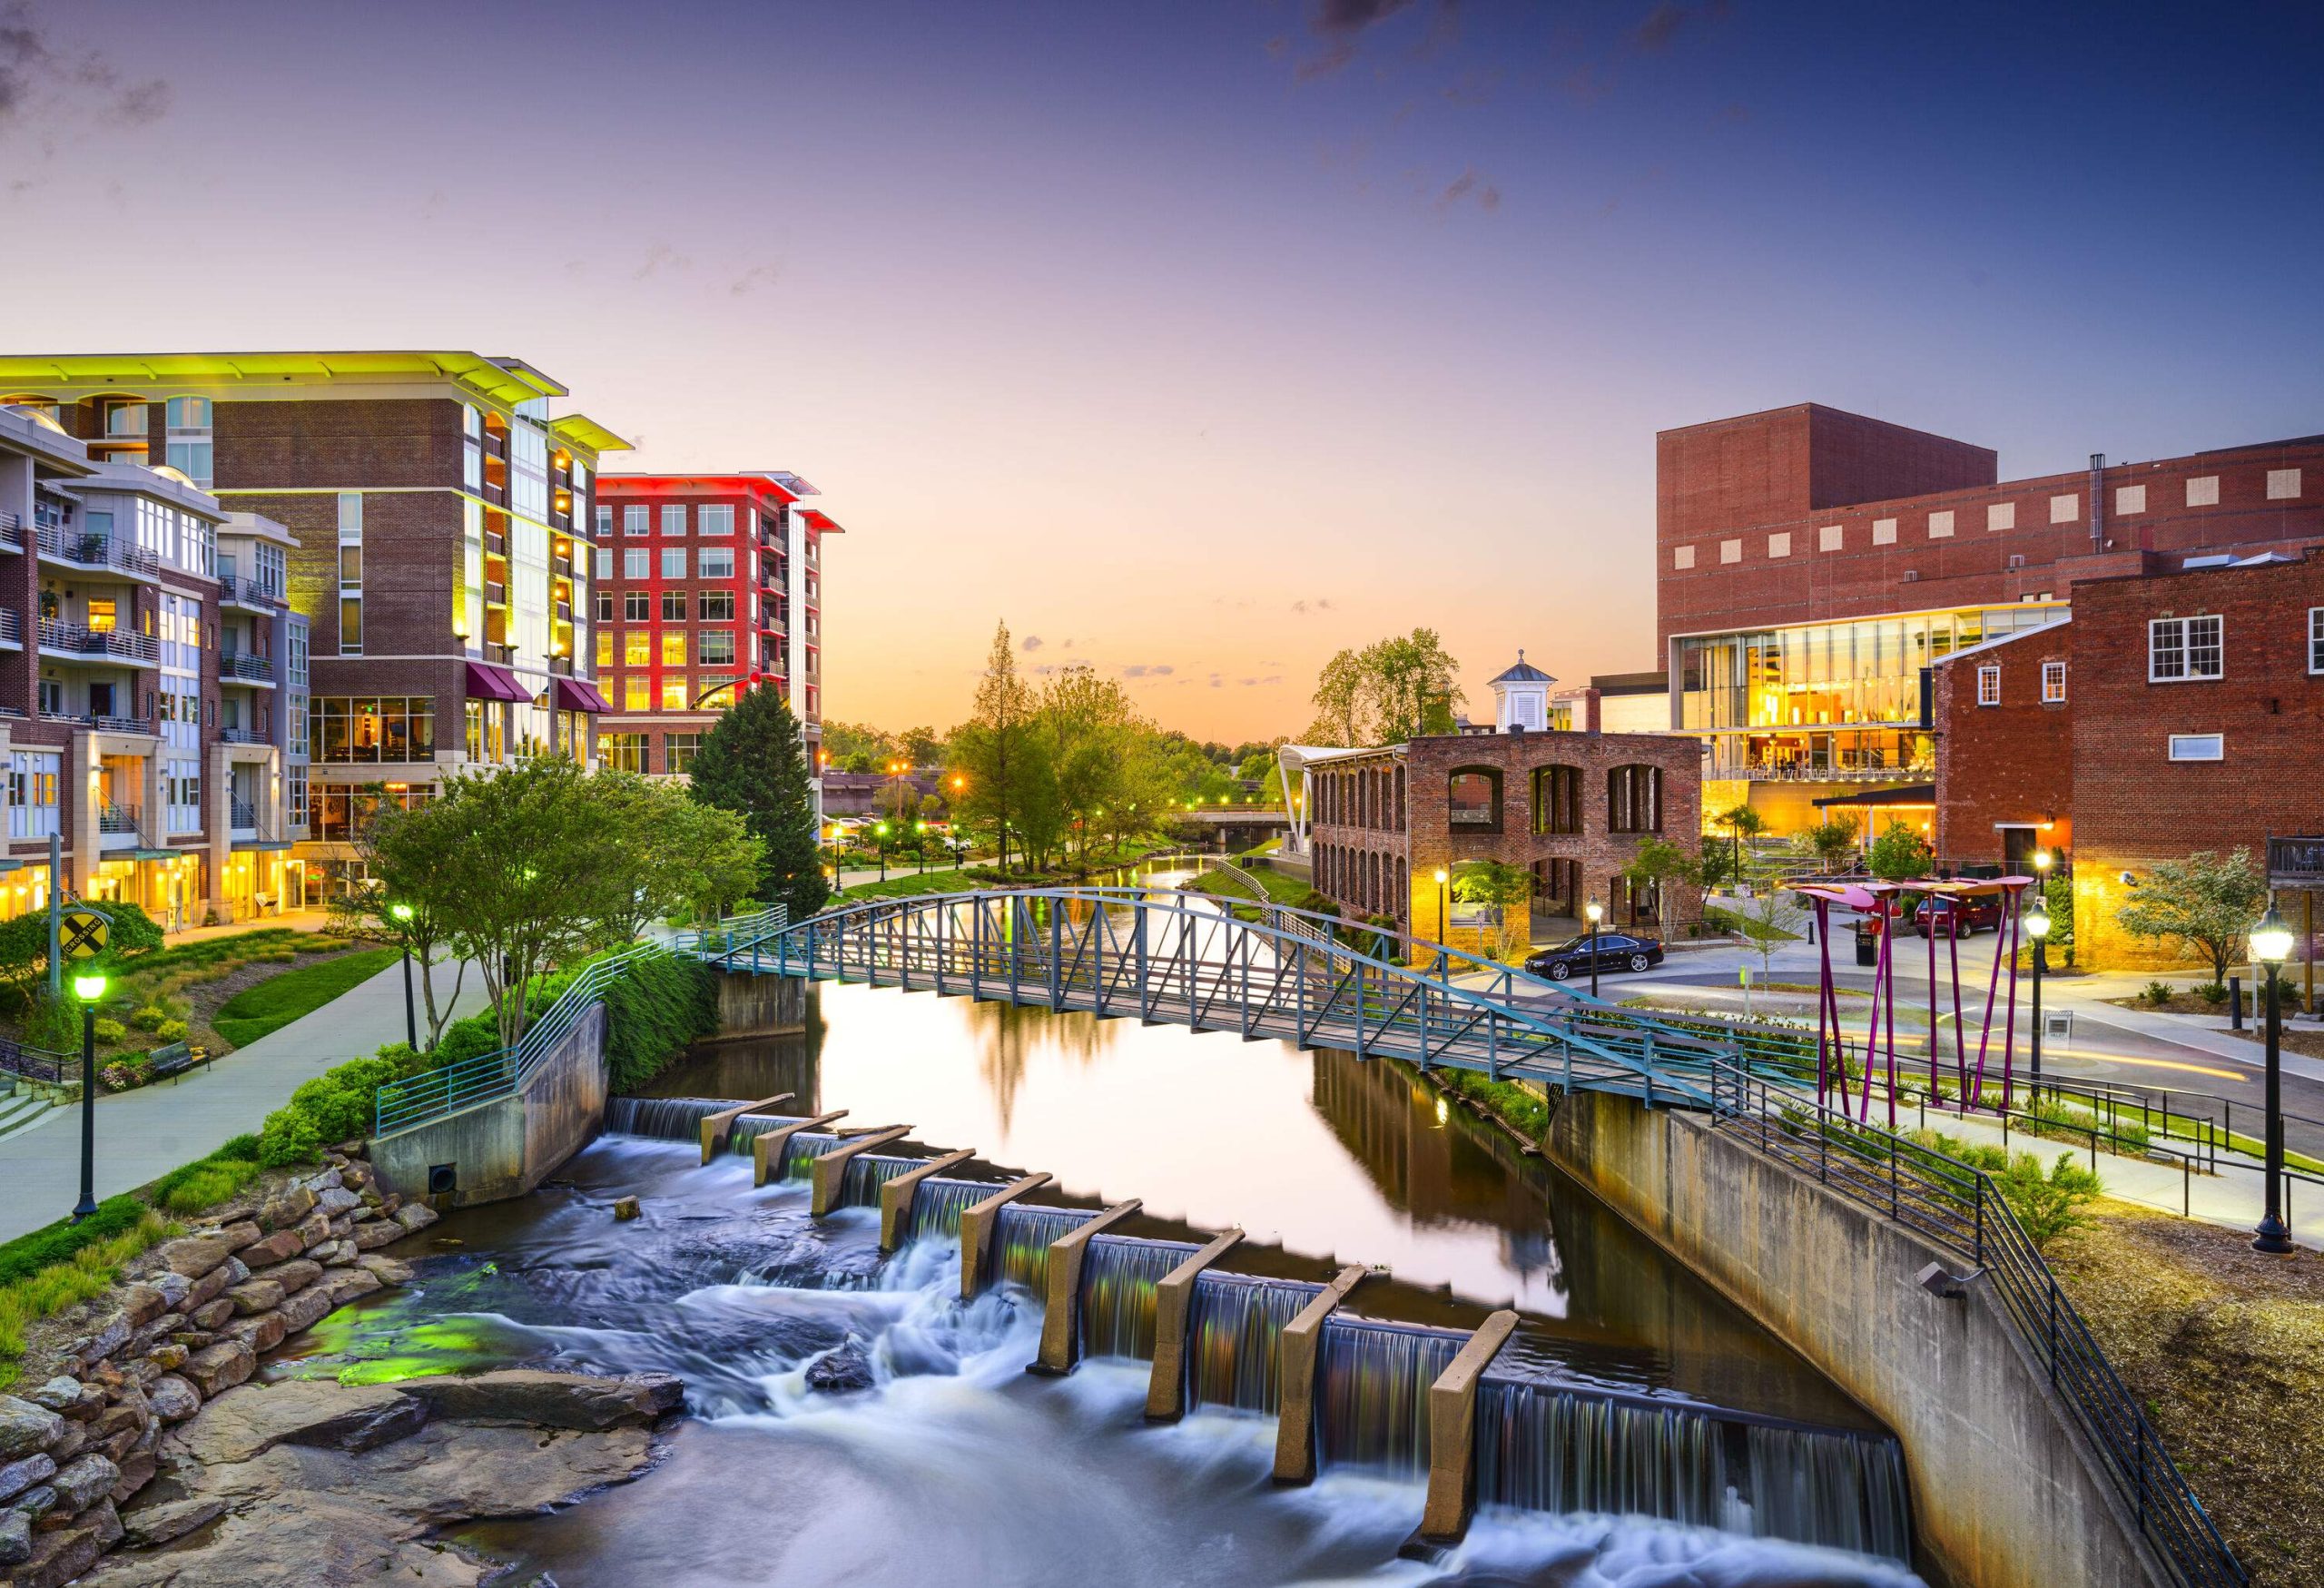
[2049,1201,2324,1586]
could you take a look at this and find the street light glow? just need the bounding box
[72,973,106,1003]
[2252,901,2294,966]
[1584,898,1604,924]
[389,902,414,922]
[2024,897,2051,940]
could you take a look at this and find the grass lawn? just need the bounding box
[1187,862,1312,908]
[835,870,984,904]
[210,946,400,1049]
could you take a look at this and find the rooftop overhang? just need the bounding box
[596,471,803,504]
[800,508,844,535]
[0,351,571,409]
[547,413,632,455]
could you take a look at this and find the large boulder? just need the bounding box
[146,1376,201,1425]
[804,1341,875,1394]
[391,1202,438,1233]
[0,1395,65,1460]
[51,1453,122,1512]
[257,1182,316,1232]
[268,1258,324,1297]
[177,1380,428,1465]
[24,1378,81,1414]
[396,1370,682,1432]
[222,1311,288,1355]
[225,1280,285,1317]
[357,1255,414,1287]
[153,1236,237,1280]
[234,1228,306,1269]
[116,1494,222,1548]
[180,1341,254,1398]
[0,1451,56,1503]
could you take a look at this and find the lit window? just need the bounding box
[2042,661,2066,704]
[594,630,612,668]
[339,597,361,655]
[661,547,685,580]
[617,676,647,711]
[2168,734,2223,762]
[1977,665,2001,706]
[624,631,650,666]
[662,631,686,666]
[661,676,690,710]
[85,598,116,635]
[2149,616,2222,682]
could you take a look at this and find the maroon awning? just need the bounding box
[464,662,532,705]
[553,676,614,714]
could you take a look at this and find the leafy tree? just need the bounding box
[1738,889,1806,979]
[1806,817,1860,873]
[589,772,761,940]
[1452,860,1532,960]
[1302,629,1462,745]
[949,622,1038,872]
[354,809,470,1049]
[821,720,897,765]
[0,898,162,1000]
[1866,819,1933,883]
[1620,838,1700,938]
[2114,847,2268,987]
[1717,802,1767,884]
[686,684,830,924]
[1996,1151,2103,1253]
[899,725,945,768]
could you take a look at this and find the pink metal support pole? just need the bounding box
[1815,898,1834,1107]
[1966,897,2009,1111]
[1856,900,1886,1123]
[2000,884,2024,1113]
[1948,920,1965,1100]
[1882,897,1899,1129]
[1926,899,1941,1098]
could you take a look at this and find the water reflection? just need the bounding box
[645,979,1869,1428]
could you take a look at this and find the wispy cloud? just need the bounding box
[1289,597,1336,615]
[729,261,782,297]
[1021,634,1044,652]
[1435,168,1501,212]
[0,2,172,138]
[1120,663,1176,678]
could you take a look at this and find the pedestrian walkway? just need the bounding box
[0,957,484,1244]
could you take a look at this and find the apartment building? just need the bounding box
[591,471,839,780]
[0,405,301,926]
[0,353,628,896]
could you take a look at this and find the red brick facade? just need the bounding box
[1658,404,2324,646]
[1309,729,1702,944]
[1929,626,2073,869]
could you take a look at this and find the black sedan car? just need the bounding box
[1525,932,1665,981]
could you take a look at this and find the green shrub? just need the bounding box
[92,1018,125,1043]
[156,1019,188,1041]
[1997,1151,2104,1251]
[2198,982,2229,1007]
[22,993,79,1053]
[2142,981,2173,1007]
[129,1004,167,1031]
[256,1105,323,1169]
[0,1196,152,1287]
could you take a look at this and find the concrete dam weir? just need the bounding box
[288,979,1930,1586]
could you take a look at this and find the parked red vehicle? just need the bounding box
[1909,894,2004,939]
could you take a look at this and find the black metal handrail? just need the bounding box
[1709,1060,2246,1588]
[0,1034,68,1084]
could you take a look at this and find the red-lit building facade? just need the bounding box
[1659,403,2324,840]
[589,471,838,783]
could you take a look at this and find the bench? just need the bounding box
[146,1041,210,1084]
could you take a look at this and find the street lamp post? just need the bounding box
[916,822,929,874]
[70,971,106,1220]
[1585,896,1604,1000]
[389,902,419,1051]
[874,823,890,883]
[2252,899,2296,1255]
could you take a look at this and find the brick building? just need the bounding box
[589,472,839,781]
[1926,621,2073,873]
[1657,402,2324,844]
[0,405,304,927]
[0,353,629,898]
[1304,661,1702,945]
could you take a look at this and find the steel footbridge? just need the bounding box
[676,886,1758,1107]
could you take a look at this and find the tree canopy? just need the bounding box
[687,683,828,922]
[2114,848,2269,986]
[1303,628,1463,745]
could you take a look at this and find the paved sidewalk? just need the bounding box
[0,956,484,1244]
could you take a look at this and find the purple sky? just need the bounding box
[5,0,2319,739]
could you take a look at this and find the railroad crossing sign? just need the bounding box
[59,909,109,961]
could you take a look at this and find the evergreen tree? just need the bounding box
[950,622,1036,872]
[687,685,830,922]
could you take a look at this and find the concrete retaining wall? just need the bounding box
[714,971,808,1038]
[1546,1090,2170,1588]
[372,1006,607,1208]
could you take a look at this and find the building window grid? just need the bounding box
[1976,666,2001,706]
[2309,608,2324,675]
[2042,660,2067,704]
[2148,616,2222,683]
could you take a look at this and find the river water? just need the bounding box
[277,881,1929,1586]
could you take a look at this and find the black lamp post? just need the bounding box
[2252,898,2296,1255]
[875,823,890,883]
[916,822,929,874]
[70,971,106,1220]
[2024,881,2051,1094]
[1585,895,1604,1000]
[389,902,419,1051]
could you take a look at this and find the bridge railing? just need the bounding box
[373,942,666,1138]
[687,886,1735,1105]
[1709,1060,2246,1588]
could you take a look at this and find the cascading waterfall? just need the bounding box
[604,1096,739,1139]
[905,1177,990,1242]
[1473,1376,1914,1563]
[1076,1236,1198,1362]
[1315,1317,1462,1478]
[726,1114,811,1154]
[1183,1272,1321,1415]
[1745,1422,1914,1563]
[993,1204,1097,1291]
[782,1132,844,1181]
[840,1153,921,1207]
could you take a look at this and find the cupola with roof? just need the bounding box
[1491,651,1555,732]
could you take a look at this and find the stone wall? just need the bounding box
[0,1149,435,1587]
[1546,1089,2171,1588]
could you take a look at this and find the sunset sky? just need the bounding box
[5,1,2320,741]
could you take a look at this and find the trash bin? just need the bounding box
[1854,921,1880,967]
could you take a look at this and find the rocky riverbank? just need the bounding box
[0,1147,438,1586]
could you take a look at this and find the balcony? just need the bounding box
[0,608,20,649]
[97,802,142,850]
[217,575,282,612]
[1704,761,1932,784]
[38,621,158,666]
[485,530,507,557]
[34,527,161,581]
[485,580,508,607]
[230,798,260,836]
[219,652,277,686]
[0,512,21,553]
[219,725,267,745]
[45,709,152,735]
